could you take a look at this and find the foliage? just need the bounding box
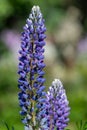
[4,122,14,130]
[76,121,87,130]
[0,121,14,130]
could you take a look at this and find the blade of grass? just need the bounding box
[12,126,15,130]
[83,121,87,130]
[4,122,10,130]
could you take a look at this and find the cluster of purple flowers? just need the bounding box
[18,6,46,129]
[45,79,70,130]
[18,5,70,130]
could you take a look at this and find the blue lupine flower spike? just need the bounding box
[45,79,70,130]
[18,5,46,130]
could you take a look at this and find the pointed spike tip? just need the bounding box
[32,5,40,12]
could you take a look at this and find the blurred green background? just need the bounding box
[0,0,87,130]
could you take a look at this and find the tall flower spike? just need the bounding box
[18,6,46,129]
[45,79,70,130]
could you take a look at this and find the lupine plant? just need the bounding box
[18,5,70,130]
[45,79,70,130]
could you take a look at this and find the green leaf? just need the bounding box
[76,120,87,130]
[4,122,10,130]
[12,126,15,130]
[83,121,87,130]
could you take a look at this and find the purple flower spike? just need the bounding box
[45,79,70,130]
[18,5,46,129]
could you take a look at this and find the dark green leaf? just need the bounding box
[12,126,15,130]
[4,122,10,130]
